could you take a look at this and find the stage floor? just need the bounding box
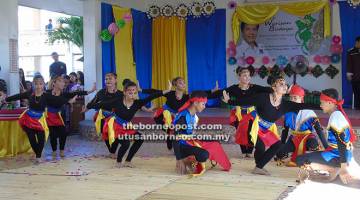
[1,135,359,200]
[133,108,360,128]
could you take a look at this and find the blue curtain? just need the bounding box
[101,3,116,86]
[186,9,226,107]
[339,2,360,107]
[132,9,152,106]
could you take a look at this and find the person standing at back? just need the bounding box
[346,36,360,110]
[49,52,67,78]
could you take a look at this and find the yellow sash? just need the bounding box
[234,106,255,122]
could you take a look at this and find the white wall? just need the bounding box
[0,0,20,95]
[18,0,83,16]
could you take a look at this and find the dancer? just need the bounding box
[91,80,170,168]
[173,91,231,177]
[275,84,328,167]
[209,66,272,157]
[296,89,359,185]
[150,77,217,150]
[84,74,154,158]
[3,75,72,163]
[46,75,96,158]
[222,75,319,175]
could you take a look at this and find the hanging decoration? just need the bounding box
[284,64,294,77]
[202,1,216,16]
[331,54,341,64]
[311,65,324,78]
[325,64,339,79]
[176,4,189,19]
[246,56,255,65]
[276,55,288,66]
[147,5,161,18]
[191,2,203,18]
[161,5,174,17]
[258,65,269,79]
[228,57,237,65]
[313,55,322,64]
[146,1,216,19]
[262,56,271,65]
[347,0,360,8]
[100,13,131,42]
[228,0,237,9]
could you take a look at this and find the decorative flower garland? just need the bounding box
[226,35,342,79]
[146,1,216,19]
[100,13,132,42]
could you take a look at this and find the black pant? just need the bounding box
[254,138,282,169]
[23,126,45,158]
[352,81,360,109]
[49,126,67,151]
[234,120,254,154]
[117,132,144,162]
[178,144,209,163]
[154,114,173,150]
[276,136,319,159]
[296,151,340,167]
[105,139,119,154]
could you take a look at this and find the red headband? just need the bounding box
[320,93,356,142]
[289,84,305,97]
[178,97,208,113]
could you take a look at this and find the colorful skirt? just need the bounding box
[102,116,136,145]
[46,107,64,127]
[154,107,175,134]
[19,109,49,139]
[93,109,114,135]
[250,114,280,147]
[290,131,315,162]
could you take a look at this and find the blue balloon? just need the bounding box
[228,57,237,65]
[276,55,288,66]
[331,54,341,64]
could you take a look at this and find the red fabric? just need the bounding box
[187,140,231,171]
[18,113,44,131]
[0,108,26,115]
[290,134,314,162]
[0,109,27,121]
[46,112,64,126]
[320,93,356,142]
[234,113,254,146]
[178,97,207,113]
[153,108,164,118]
[258,129,279,147]
[289,84,305,97]
[102,118,137,140]
[229,109,237,127]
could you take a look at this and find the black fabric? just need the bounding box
[254,138,282,169]
[296,151,340,167]
[49,126,67,151]
[116,132,144,162]
[23,126,45,158]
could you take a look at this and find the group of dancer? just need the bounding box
[0,66,358,184]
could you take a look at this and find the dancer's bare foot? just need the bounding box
[124,161,135,168]
[109,153,116,159]
[245,154,252,158]
[297,167,309,183]
[116,162,123,168]
[34,158,42,164]
[60,150,65,158]
[252,167,270,176]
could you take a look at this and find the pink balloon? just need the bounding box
[262,56,270,65]
[227,48,236,57]
[330,44,343,54]
[123,13,132,22]
[246,56,255,65]
[237,57,246,66]
[321,55,331,65]
[108,23,119,35]
[228,41,236,49]
[313,55,322,64]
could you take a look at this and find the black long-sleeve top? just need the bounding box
[228,93,320,123]
[209,84,273,100]
[86,89,155,111]
[5,91,47,111]
[45,90,89,109]
[172,116,187,160]
[333,129,348,164]
[91,91,163,121]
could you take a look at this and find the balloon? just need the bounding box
[226,48,236,57]
[276,55,288,66]
[332,35,341,44]
[321,55,331,65]
[262,56,270,65]
[123,13,132,22]
[237,57,246,66]
[228,57,237,65]
[331,54,341,64]
[313,55,322,64]
[100,29,112,42]
[108,23,119,35]
[116,19,126,28]
[246,56,255,65]
[330,43,343,54]
[228,41,236,49]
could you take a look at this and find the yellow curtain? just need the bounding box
[232,0,331,44]
[112,6,136,90]
[152,16,188,107]
[0,121,32,157]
